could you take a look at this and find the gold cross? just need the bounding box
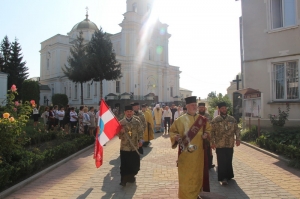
[128,131,132,136]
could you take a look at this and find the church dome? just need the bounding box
[71,14,98,32]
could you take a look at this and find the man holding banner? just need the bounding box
[118,105,144,186]
[169,96,211,199]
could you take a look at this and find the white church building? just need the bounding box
[38,0,181,107]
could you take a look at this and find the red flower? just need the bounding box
[15,101,19,106]
[30,100,35,105]
[11,85,17,92]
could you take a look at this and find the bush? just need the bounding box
[241,125,258,141]
[52,94,68,108]
[0,134,94,190]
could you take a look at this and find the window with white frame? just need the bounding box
[270,0,296,29]
[132,3,137,12]
[94,83,97,96]
[116,81,120,93]
[75,84,78,99]
[272,61,299,100]
[87,83,90,98]
[170,87,173,97]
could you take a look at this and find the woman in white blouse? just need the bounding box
[173,106,182,120]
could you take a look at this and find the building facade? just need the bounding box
[241,0,300,126]
[0,72,8,106]
[39,0,181,108]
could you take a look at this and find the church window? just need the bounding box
[116,81,120,93]
[69,86,71,98]
[87,83,91,98]
[272,61,298,100]
[132,3,137,12]
[75,84,78,99]
[170,87,173,97]
[51,84,54,95]
[270,0,296,29]
[47,58,49,70]
[94,83,97,96]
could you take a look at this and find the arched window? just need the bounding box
[132,3,137,12]
[75,84,78,99]
[87,83,91,98]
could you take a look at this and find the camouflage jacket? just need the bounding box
[210,115,240,148]
[119,117,143,151]
[133,110,147,131]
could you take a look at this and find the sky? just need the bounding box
[0,0,241,99]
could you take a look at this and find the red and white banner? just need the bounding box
[94,99,121,168]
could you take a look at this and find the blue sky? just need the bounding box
[0,0,241,99]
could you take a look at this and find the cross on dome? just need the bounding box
[85,7,89,20]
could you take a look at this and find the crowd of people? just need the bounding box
[39,105,97,136]
[117,97,240,199]
[34,98,240,199]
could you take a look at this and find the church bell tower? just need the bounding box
[126,0,154,16]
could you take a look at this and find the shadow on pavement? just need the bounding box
[76,188,93,199]
[273,160,300,178]
[206,167,250,198]
[101,157,137,198]
[141,145,153,159]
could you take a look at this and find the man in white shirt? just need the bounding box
[57,107,65,129]
[70,107,78,133]
[162,106,172,133]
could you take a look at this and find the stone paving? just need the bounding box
[4,132,300,199]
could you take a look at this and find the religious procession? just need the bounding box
[107,96,240,199]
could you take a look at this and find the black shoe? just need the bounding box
[209,164,215,169]
[221,178,228,185]
[119,182,126,186]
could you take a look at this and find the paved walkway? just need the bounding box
[4,132,300,199]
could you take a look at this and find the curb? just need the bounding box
[241,141,289,163]
[0,144,94,199]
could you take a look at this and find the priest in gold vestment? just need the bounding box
[169,96,211,199]
[141,104,154,146]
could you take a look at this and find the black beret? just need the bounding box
[132,102,139,106]
[185,96,197,104]
[218,102,227,108]
[198,103,205,107]
[125,105,133,111]
[141,104,147,108]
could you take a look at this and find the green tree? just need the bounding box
[7,38,29,99]
[22,80,40,105]
[0,36,11,73]
[52,94,68,107]
[62,31,91,105]
[207,92,233,117]
[86,28,122,100]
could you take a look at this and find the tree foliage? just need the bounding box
[22,80,40,105]
[62,31,91,105]
[86,28,122,99]
[0,36,10,73]
[52,94,68,108]
[207,92,233,117]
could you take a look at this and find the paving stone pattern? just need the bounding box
[5,132,300,199]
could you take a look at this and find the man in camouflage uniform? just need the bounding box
[131,102,146,154]
[210,102,240,185]
[198,102,214,169]
[118,105,144,186]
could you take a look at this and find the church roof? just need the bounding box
[106,93,118,97]
[71,14,98,32]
